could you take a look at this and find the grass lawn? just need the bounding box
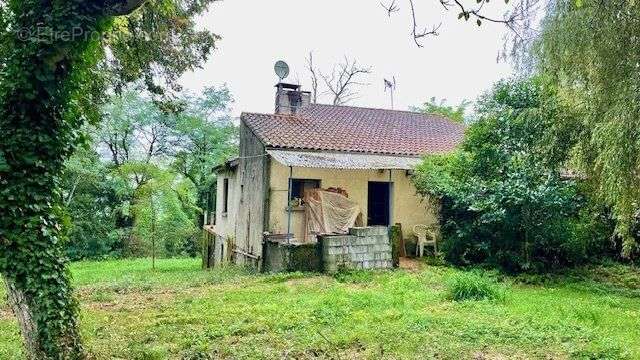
[1,258,639,359]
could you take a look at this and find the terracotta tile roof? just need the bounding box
[242,104,464,156]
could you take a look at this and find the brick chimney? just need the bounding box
[275,83,311,114]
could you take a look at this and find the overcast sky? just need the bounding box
[180,0,516,116]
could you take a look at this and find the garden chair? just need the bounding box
[413,224,437,257]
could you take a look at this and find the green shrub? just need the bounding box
[446,272,506,302]
[413,79,617,273]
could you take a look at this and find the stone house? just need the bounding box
[206,83,464,270]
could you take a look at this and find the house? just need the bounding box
[205,82,464,270]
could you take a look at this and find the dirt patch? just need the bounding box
[0,306,14,321]
[472,350,567,360]
[285,276,333,288]
[399,257,423,272]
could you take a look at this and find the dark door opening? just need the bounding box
[368,181,391,226]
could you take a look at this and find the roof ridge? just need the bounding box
[306,103,456,122]
[241,104,460,125]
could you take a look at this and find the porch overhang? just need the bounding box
[266,149,421,170]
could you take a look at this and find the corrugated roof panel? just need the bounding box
[267,149,421,170]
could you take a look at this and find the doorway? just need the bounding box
[368,181,391,226]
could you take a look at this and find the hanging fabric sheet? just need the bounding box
[304,189,363,242]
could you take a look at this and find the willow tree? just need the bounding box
[0,0,218,358]
[536,0,640,257]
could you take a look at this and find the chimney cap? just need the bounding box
[275,82,302,90]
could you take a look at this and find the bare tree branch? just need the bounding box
[318,56,372,105]
[306,52,319,104]
[381,0,400,16]
[409,0,441,47]
[397,0,538,47]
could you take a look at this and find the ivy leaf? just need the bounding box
[0,151,9,172]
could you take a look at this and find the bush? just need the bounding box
[446,272,506,302]
[413,78,616,273]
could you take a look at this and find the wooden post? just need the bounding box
[396,222,407,258]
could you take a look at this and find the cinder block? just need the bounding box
[368,226,389,236]
[349,227,371,236]
[325,235,353,247]
[372,235,391,245]
[359,237,378,246]
[327,247,343,255]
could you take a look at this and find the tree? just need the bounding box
[62,148,123,261]
[412,97,470,123]
[535,0,640,257]
[171,86,238,223]
[118,162,199,267]
[89,89,236,256]
[306,53,372,105]
[0,0,218,357]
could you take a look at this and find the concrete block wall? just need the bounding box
[320,226,393,273]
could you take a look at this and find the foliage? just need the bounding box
[412,97,470,123]
[413,78,615,273]
[171,86,238,218]
[62,148,124,260]
[118,162,200,260]
[535,0,640,257]
[1,259,639,359]
[105,0,220,97]
[446,271,506,302]
[61,89,236,260]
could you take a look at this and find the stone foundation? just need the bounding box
[262,240,322,273]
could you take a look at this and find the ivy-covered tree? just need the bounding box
[0,0,219,357]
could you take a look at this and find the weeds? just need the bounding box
[446,271,507,302]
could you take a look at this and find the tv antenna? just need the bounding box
[384,77,397,109]
[274,60,290,81]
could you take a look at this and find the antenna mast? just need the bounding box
[384,77,397,109]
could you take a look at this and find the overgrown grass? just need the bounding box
[446,271,507,302]
[1,258,639,359]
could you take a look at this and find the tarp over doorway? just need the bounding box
[304,189,363,242]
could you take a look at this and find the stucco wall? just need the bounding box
[268,160,438,242]
[233,124,269,265]
[214,169,239,239]
[214,123,269,267]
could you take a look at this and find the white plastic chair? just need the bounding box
[413,224,437,257]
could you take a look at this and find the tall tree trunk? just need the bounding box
[3,277,39,357]
[2,275,83,359]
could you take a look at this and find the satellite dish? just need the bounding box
[274,60,290,81]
